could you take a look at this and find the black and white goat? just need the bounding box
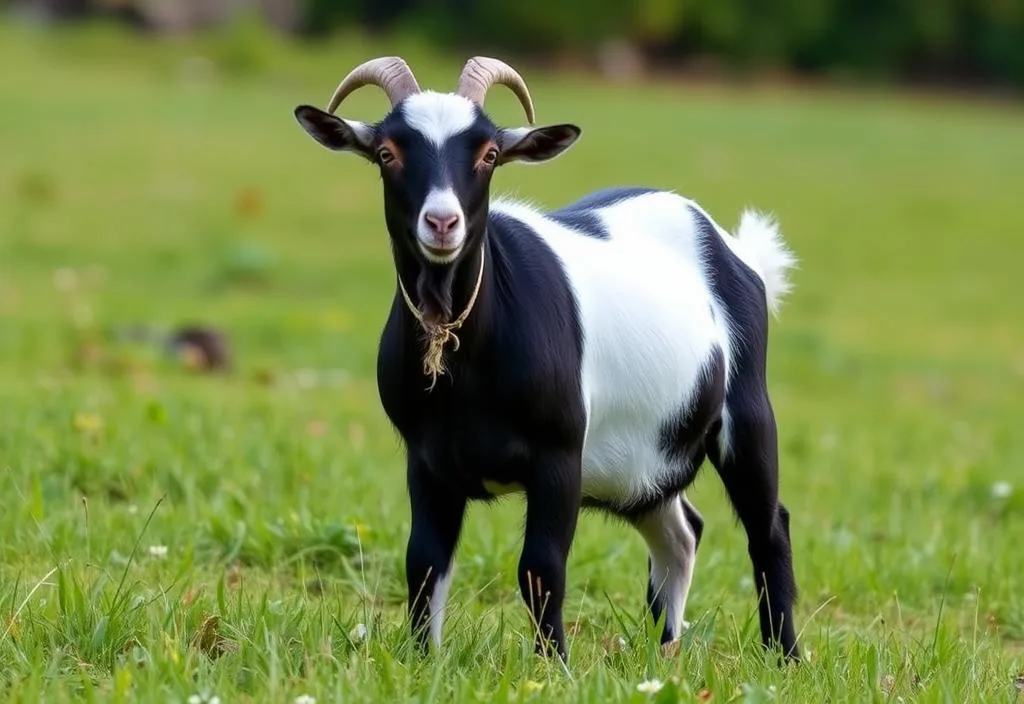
[293,56,801,662]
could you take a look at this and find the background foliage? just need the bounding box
[10,0,1024,88]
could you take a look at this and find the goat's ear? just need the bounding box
[294,105,375,160]
[497,124,581,165]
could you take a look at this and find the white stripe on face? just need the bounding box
[401,91,477,147]
[417,187,466,263]
[400,92,477,264]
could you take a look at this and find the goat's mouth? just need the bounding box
[418,242,462,263]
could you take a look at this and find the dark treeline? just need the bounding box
[12,0,1024,89]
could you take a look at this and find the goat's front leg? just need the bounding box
[518,451,582,661]
[405,457,467,652]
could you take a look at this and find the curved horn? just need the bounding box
[326,56,421,114]
[456,56,536,124]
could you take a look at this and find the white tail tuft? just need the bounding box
[731,209,797,316]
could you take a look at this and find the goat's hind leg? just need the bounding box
[681,493,705,549]
[709,394,800,661]
[634,493,701,645]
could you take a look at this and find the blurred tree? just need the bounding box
[17,0,94,19]
[6,0,1023,88]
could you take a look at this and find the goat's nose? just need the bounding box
[424,211,460,236]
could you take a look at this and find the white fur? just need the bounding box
[428,567,454,646]
[343,118,376,150]
[499,127,532,145]
[716,407,733,463]
[688,203,797,317]
[491,190,794,507]
[417,187,466,263]
[401,92,477,147]
[636,495,698,639]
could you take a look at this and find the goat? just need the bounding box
[292,56,801,662]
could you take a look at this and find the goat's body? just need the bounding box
[494,189,721,513]
[487,188,788,514]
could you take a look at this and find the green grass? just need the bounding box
[2,17,1024,703]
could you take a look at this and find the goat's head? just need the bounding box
[294,56,581,265]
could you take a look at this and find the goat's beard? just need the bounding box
[414,260,457,326]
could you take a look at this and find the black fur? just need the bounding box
[547,209,607,239]
[379,212,588,659]
[559,186,661,209]
[548,187,661,239]
[681,499,705,548]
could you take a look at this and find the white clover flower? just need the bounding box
[295,369,319,389]
[148,545,168,559]
[349,623,368,642]
[53,268,77,292]
[992,482,1012,499]
[636,679,664,694]
[188,692,219,704]
[295,696,317,704]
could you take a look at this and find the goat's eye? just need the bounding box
[482,148,499,166]
[378,147,396,165]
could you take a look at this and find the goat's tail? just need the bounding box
[731,209,797,316]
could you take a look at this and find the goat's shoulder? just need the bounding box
[378,214,587,441]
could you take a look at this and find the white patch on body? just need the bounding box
[490,190,794,507]
[417,187,466,263]
[401,91,477,147]
[635,495,698,639]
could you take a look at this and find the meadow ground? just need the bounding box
[1,19,1023,703]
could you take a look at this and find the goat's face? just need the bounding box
[294,59,580,265]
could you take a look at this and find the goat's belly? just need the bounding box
[573,295,725,508]
[580,420,678,505]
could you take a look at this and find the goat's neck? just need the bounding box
[392,235,492,334]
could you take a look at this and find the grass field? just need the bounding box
[1,18,1023,703]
